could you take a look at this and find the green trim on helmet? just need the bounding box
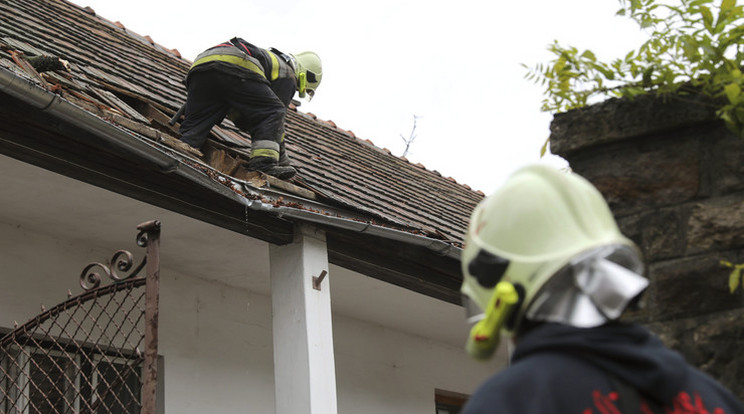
[297,72,307,98]
[465,281,519,360]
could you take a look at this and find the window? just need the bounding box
[435,389,469,414]
[1,344,147,414]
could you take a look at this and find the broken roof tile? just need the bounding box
[0,0,484,243]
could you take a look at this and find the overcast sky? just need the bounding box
[73,0,648,194]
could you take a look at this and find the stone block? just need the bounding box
[688,199,744,253]
[708,129,744,195]
[651,255,744,321]
[646,308,744,400]
[570,137,700,216]
[638,207,688,261]
[550,93,718,158]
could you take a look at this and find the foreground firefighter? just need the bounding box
[459,164,744,413]
[178,37,322,179]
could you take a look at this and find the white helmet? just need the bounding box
[292,51,322,101]
[460,164,648,360]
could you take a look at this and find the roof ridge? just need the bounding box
[288,104,483,195]
[77,2,184,60]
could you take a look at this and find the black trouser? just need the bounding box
[179,70,286,161]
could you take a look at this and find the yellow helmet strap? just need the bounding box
[465,281,520,360]
[297,72,307,97]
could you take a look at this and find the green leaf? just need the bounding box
[700,6,714,31]
[729,267,741,293]
[540,136,550,157]
[725,83,741,103]
[721,0,735,14]
[581,50,597,61]
[642,67,655,86]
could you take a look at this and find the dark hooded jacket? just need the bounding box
[462,323,744,414]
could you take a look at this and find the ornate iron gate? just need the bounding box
[0,220,161,414]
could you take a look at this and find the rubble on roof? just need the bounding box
[0,0,484,245]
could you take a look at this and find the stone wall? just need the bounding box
[550,93,744,399]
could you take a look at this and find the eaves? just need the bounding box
[0,65,464,304]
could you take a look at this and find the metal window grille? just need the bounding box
[0,221,161,414]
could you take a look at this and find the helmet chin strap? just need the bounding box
[525,245,648,328]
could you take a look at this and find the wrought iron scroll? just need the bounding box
[0,220,161,414]
[79,223,156,291]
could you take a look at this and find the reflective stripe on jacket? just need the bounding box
[190,41,291,82]
[191,44,267,78]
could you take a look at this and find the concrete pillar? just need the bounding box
[269,224,338,414]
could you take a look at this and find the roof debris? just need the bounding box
[0,0,485,245]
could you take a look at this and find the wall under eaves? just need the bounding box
[0,155,501,413]
[550,93,744,399]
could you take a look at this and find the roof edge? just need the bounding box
[0,65,462,261]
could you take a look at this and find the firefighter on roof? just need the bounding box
[178,37,322,180]
[459,164,744,414]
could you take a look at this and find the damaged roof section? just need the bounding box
[0,0,484,246]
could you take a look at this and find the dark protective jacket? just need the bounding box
[178,38,296,157]
[462,323,744,414]
[188,37,296,106]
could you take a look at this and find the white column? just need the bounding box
[269,224,338,414]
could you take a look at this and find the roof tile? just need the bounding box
[0,0,484,244]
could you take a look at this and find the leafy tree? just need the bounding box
[525,0,744,136]
[528,1,744,294]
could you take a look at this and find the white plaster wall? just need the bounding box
[333,315,495,414]
[0,222,499,414]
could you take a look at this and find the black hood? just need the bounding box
[512,322,688,402]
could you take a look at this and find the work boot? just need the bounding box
[247,156,297,180]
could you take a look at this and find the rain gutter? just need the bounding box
[242,194,462,261]
[0,65,177,171]
[0,65,462,261]
[0,65,242,201]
